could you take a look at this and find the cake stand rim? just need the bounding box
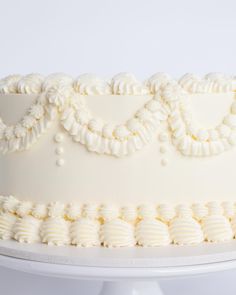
[0,239,236,270]
[1,251,236,281]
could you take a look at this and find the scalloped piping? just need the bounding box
[0,196,236,247]
[0,72,235,95]
[0,74,236,156]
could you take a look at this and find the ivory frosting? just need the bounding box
[0,196,235,247]
[0,73,236,157]
[1,73,236,248]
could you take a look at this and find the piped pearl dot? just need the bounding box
[160,146,167,154]
[55,147,64,155]
[158,132,168,142]
[56,159,65,167]
[54,133,64,143]
[161,158,168,166]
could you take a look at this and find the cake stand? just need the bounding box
[1,240,236,295]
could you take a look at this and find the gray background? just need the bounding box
[0,0,236,294]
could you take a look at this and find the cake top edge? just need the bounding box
[0,72,235,95]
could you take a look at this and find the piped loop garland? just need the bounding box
[60,92,168,157]
[0,95,54,154]
[167,89,236,157]
[0,86,71,154]
[0,72,236,157]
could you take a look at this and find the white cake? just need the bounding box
[0,72,236,247]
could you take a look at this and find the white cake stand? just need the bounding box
[1,240,236,295]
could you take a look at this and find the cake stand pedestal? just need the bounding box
[1,240,236,295]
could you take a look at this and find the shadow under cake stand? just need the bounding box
[0,240,236,295]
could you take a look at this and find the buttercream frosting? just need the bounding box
[111,73,149,95]
[41,217,70,246]
[136,219,170,246]
[74,74,112,95]
[0,74,22,94]
[179,73,236,93]
[202,215,233,242]
[0,196,235,247]
[14,216,41,243]
[17,74,44,94]
[65,203,81,221]
[100,219,135,247]
[42,73,73,91]
[0,212,17,240]
[169,217,204,245]
[0,72,236,249]
[0,73,236,158]
[70,218,100,247]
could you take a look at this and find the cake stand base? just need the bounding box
[99,281,162,295]
[1,240,236,295]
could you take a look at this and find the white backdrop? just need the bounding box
[0,0,236,78]
[0,0,236,294]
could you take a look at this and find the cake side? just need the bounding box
[0,72,236,247]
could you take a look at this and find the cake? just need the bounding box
[0,72,236,247]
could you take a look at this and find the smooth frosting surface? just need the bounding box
[1,90,236,203]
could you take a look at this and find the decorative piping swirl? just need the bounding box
[0,91,58,154]
[48,202,65,218]
[145,73,171,94]
[222,202,236,218]
[2,196,19,213]
[16,201,32,217]
[74,74,112,95]
[1,73,236,157]
[179,73,236,93]
[191,203,208,221]
[99,204,120,221]
[31,204,48,219]
[157,204,175,222]
[0,75,22,94]
[0,212,17,240]
[41,217,70,246]
[0,196,235,247]
[121,206,137,223]
[100,219,135,247]
[136,219,170,246]
[14,216,41,243]
[202,215,233,242]
[138,204,157,219]
[60,91,167,157]
[17,74,44,94]
[65,203,81,221]
[82,204,99,219]
[111,73,149,95]
[0,72,235,95]
[42,73,73,91]
[70,218,100,247]
[169,217,204,245]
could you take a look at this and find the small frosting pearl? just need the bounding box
[54,133,64,143]
[160,146,167,154]
[56,159,65,167]
[161,158,168,166]
[55,147,64,155]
